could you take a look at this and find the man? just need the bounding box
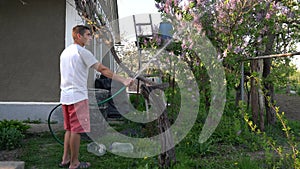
[59,25,133,169]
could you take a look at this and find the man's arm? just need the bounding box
[92,62,133,86]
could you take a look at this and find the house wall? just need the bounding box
[65,0,83,47]
[0,0,65,102]
[0,0,120,122]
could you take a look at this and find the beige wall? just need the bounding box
[0,0,65,102]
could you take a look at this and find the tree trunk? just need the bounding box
[250,60,259,128]
[158,109,176,168]
[235,83,241,107]
[141,84,176,168]
[285,59,291,94]
[153,95,176,168]
[264,82,275,124]
[258,60,265,131]
[263,33,276,125]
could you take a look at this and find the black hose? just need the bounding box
[47,103,64,145]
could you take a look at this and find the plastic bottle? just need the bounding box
[110,142,134,153]
[87,142,106,156]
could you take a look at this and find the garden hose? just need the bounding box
[48,103,63,145]
[48,86,126,145]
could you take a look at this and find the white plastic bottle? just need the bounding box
[87,142,106,156]
[110,142,134,153]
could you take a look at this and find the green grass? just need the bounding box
[14,113,300,169]
[20,131,156,169]
[17,128,265,168]
[19,136,229,168]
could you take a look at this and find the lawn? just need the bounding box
[15,117,299,169]
[1,93,300,168]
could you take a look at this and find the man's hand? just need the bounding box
[123,78,134,87]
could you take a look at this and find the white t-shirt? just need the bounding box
[60,44,98,105]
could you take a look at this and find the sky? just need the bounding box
[117,0,159,18]
[116,0,162,42]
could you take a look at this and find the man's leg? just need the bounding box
[69,132,81,168]
[61,131,70,164]
[68,100,91,168]
[61,105,71,166]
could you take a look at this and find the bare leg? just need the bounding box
[61,131,71,164]
[69,132,81,168]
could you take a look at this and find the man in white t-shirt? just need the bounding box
[59,25,133,169]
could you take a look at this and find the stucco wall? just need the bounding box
[0,0,65,102]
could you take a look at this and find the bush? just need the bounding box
[22,118,42,124]
[0,119,30,133]
[237,156,261,169]
[129,94,146,112]
[212,115,243,145]
[0,119,30,150]
[0,127,24,150]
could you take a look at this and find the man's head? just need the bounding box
[72,25,92,46]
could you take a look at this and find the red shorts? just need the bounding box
[62,99,90,133]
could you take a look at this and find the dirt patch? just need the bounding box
[0,123,63,161]
[0,149,22,161]
[26,123,63,133]
[274,94,300,121]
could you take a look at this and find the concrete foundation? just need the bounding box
[0,161,25,169]
[0,102,61,123]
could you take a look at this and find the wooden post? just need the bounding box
[241,61,244,102]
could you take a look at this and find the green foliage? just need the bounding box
[208,101,258,152]
[164,81,181,123]
[129,94,146,112]
[0,119,30,134]
[213,115,242,144]
[165,41,182,56]
[236,156,261,169]
[22,118,42,124]
[271,58,297,90]
[138,37,159,49]
[243,103,300,169]
[0,119,30,150]
[288,120,300,138]
[177,123,216,157]
[290,70,300,95]
[0,127,24,150]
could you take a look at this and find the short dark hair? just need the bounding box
[72,25,90,40]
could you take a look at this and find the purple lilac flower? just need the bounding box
[234,47,242,54]
[265,13,271,19]
[256,13,263,21]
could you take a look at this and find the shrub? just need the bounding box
[237,156,261,169]
[0,119,30,134]
[22,118,42,124]
[0,127,24,150]
[129,94,146,112]
[212,115,243,145]
[297,86,300,95]
[0,119,30,150]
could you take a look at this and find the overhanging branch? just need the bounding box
[241,51,300,61]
